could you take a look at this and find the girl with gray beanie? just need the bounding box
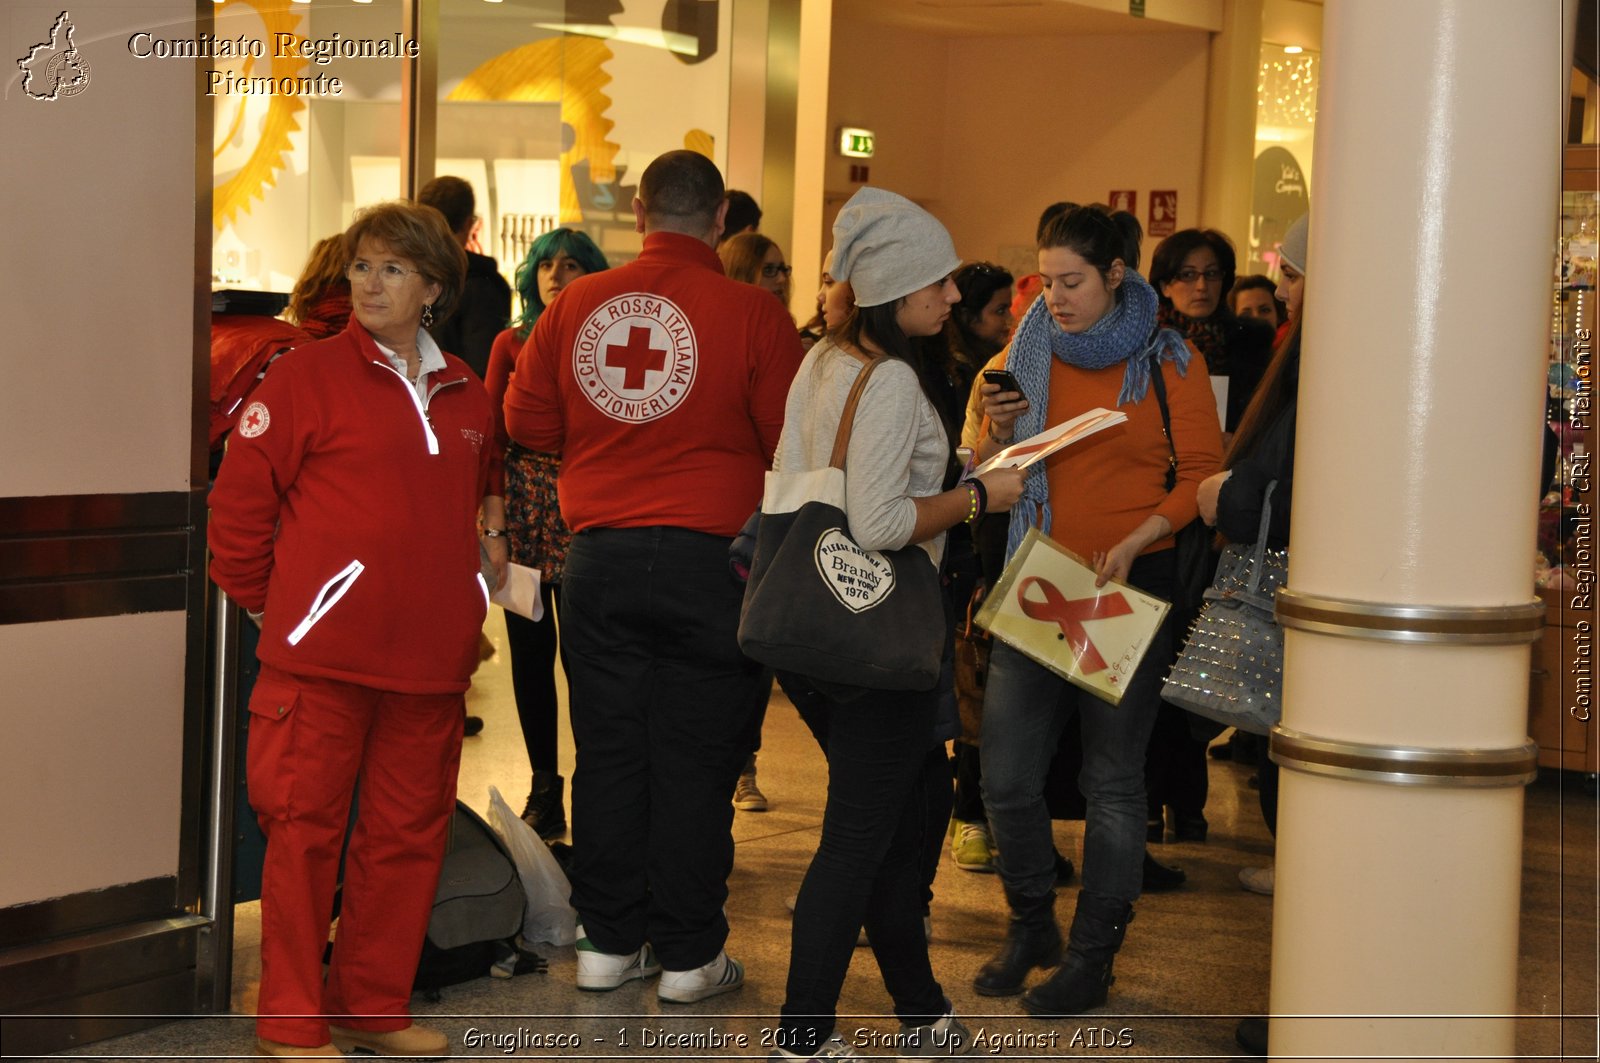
[765,187,1024,1061]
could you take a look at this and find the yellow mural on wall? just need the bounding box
[211,0,306,230]
[683,128,715,158]
[448,37,620,225]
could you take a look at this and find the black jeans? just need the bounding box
[775,672,948,1053]
[560,527,762,969]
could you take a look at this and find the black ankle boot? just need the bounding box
[521,770,566,839]
[1141,850,1186,892]
[973,890,1061,997]
[1021,891,1133,1017]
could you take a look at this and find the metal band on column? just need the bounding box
[1270,728,1539,788]
[1275,589,1544,645]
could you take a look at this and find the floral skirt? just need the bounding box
[505,444,571,584]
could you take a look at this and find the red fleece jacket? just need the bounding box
[504,232,804,536]
[208,321,497,693]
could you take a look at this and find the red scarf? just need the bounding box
[1158,304,1230,375]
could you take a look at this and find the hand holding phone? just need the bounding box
[983,369,1023,396]
[981,368,1028,445]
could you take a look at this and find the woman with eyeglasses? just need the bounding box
[720,231,793,307]
[482,227,610,840]
[1142,228,1277,851]
[971,204,1222,1018]
[1148,229,1274,437]
[209,201,501,1060]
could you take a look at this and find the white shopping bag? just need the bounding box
[486,785,577,946]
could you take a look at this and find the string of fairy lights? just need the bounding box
[1256,48,1319,131]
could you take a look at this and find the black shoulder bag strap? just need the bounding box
[1148,352,1179,491]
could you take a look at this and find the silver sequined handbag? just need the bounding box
[1161,481,1287,735]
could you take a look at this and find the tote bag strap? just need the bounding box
[828,355,887,471]
[1244,480,1278,595]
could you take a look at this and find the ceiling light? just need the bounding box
[1283,45,1304,54]
[532,22,698,56]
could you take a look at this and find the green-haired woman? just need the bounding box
[484,227,610,840]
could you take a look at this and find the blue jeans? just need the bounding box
[979,551,1175,905]
[776,673,949,1052]
[560,527,763,969]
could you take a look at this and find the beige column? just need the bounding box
[1267,2,1564,1060]
[787,0,833,322]
[1198,0,1265,244]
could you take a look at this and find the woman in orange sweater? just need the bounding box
[970,205,1222,1017]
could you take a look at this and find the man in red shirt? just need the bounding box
[505,150,803,1003]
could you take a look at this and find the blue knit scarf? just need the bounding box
[1002,270,1190,562]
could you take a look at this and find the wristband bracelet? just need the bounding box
[481,528,506,538]
[962,482,980,524]
[970,477,988,520]
[988,424,1014,445]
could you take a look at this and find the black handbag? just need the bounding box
[737,357,945,692]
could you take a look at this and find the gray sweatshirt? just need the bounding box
[773,340,949,566]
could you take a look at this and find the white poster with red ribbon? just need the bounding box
[976,528,1170,705]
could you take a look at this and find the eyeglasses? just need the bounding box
[1172,267,1224,284]
[347,261,423,286]
[761,263,792,279]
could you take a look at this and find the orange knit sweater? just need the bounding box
[977,347,1223,558]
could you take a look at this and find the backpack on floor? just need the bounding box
[413,801,542,995]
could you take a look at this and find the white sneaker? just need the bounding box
[769,1034,864,1060]
[1239,866,1275,895]
[734,770,769,811]
[898,1011,972,1058]
[658,949,745,1003]
[574,927,661,991]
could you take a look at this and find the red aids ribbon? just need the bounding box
[1016,576,1133,674]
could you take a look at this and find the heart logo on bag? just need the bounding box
[813,529,896,613]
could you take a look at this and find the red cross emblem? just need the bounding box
[238,401,270,438]
[603,325,668,391]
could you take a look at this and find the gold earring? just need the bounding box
[422,303,434,328]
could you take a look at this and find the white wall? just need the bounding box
[825,20,949,205]
[0,0,196,905]
[821,17,1212,281]
[940,31,1212,276]
[3,2,200,498]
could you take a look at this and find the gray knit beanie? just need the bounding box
[830,187,960,307]
[1279,213,1309,275]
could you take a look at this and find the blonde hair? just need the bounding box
[344,201,468,322]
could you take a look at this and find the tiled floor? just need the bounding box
[49,608,1600,1061]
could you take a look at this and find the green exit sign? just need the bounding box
[838,127,875,158]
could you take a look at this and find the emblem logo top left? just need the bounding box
[17,12,91,101]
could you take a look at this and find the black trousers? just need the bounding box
[775,672,948,1053]
[560,527,762,969]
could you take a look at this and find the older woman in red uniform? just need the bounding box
[209,202,503,1059]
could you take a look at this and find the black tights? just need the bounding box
[504,583,564,773]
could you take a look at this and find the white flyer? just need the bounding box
[973,407,1129,474]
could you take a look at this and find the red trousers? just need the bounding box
[246,664,464,1046]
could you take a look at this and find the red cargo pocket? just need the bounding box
[244,676,302,822]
